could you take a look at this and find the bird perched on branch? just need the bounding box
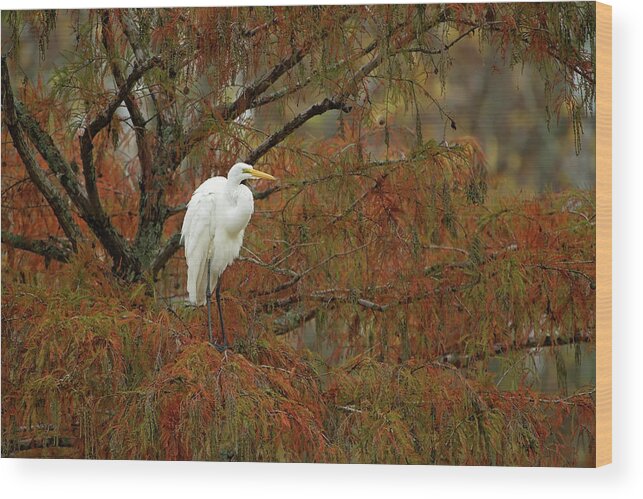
[181,162,277,351]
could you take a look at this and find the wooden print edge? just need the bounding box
[595,0,612,467]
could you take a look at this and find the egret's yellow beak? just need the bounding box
[247,168,277,181]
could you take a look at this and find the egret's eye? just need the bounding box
[242,168,252,175]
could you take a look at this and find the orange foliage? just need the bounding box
[2,4,597,464]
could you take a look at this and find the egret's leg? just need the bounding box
[215,274,228,349]
[206,259,214,345]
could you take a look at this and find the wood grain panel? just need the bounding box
[595,0,612,468]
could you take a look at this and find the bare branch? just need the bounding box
[80,54,160,210]
[101,11,167,259]
[402,24,481,56]
[1,230,72,263]
[243,16,453,166]
[1,57,82,247]
[151,232,182,277]
[242,17,278,37]
[273,308,319,336]
[251,184,283,201]
[435,332,594,368]
[166,203,187,217]
[244,98,352,165]
[11,102,90,211]
[118,9,166,136]
[224,47,310,121]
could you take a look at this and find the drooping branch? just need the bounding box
[402,24,483,55]
[457,17,596,87]
[1,230,72,263]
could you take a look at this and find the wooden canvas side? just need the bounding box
[595,1,612,467]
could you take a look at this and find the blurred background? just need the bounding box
[2,10,596,195]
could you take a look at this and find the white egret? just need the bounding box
[181,162,277,350]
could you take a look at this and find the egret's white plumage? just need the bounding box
[180,162,276,348]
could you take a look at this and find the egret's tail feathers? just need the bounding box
[187,258,207,306]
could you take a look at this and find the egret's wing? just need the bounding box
[181,179,223,305]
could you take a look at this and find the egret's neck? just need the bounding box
[225,175,245,204]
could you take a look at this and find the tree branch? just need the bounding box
[101,11,152,179]
[244,98,352,165]
[151,232,182,277]
[248,78,313,110]
[267,280,474,314]
[101,11,167,263]
[164,9,359,170]
[80,54,160,210]
[166,45,313,170]
[224,46,311,121]
[273,308,319,336]
[3,56,143,276]
[252,185,283,201]
[1,57,82,247]
[243,16,451,167]
[242,17,278,37]
[165,203,187,217]
[1,230,72,263]
[2,53,89,214]
[12,102,90,211]
[247,38,380,112]
[401,24,482,56]
[435,331,594,368]
[118,9,166,136]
